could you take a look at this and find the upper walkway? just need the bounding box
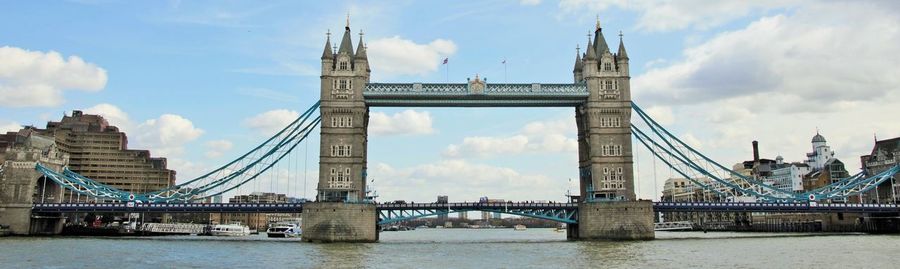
[363,83,588,107]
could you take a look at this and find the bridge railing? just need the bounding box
[375,202,576,209]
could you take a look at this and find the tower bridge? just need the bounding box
[7,19,899,239]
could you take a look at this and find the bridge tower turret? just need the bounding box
[570,19,653,241]
[304,19,378,243]
[577,21,635,202]
[316,21,371,203]
[573,45,584,82]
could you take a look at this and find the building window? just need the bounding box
[331,145,352,157]
[604,63,612,71]
[332,116,353,128]
[339,61,349,70]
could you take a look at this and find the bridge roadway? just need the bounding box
[30,201,900,214]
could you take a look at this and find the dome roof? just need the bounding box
[812,133,826,143]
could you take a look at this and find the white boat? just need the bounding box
[513,224,527,231]
[209,223,251,236]
[266,223,301,238]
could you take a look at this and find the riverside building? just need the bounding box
[36,111,176,201]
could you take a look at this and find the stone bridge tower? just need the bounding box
[571,21,654,240]
[317,22,370,203]
[576,21,634,202]
[303,20,378,243]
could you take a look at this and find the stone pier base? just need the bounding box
[569,200,655,240]
[0,204,33,235]
[301,202,377,243]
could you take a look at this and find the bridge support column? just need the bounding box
[301,202,377,243]
[570,201,655,240]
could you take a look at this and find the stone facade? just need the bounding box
[317,24,370,203]
[860,137,900,203]
[575,24,634,201]
[301,202,377,242]
[571,201,654,240]
[0,130,68,235]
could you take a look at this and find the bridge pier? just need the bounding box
[301,202,377,243]
[570,201,655,240]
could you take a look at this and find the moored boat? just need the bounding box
[513,224,527,231]
[209,223,251,236]
[266,223,301,238]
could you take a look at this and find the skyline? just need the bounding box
[2,0,900,202]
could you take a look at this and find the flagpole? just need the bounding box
[503,58,507,83]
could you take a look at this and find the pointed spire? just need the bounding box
[573,45,583,71]
[346,12,350,28]
[337,23,354,56]
[355,30,367,60]
[321,29,333,60]
[595,14,601,31]
[617,30,628,59]
[593,26,609,56]
[585,32,597,61]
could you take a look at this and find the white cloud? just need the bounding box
[369,110,435,136]
[367,36,457,76]
[370,160,564,202]
[444,118,577,158]
[520,0,541,6]
[558,0,800,32]
[643,106,674,125]
[635,3,900,107]
[0,121,22,133]
[243,109,300,135]
[74,104,207,177]
[83,103,131,131]
[0,46,107,107]
[626,2,900,199]
[204,139,234,158]
[134,114,204,157]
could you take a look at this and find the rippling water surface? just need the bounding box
[2,229,898,268]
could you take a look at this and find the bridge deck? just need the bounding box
[29,202,900,214]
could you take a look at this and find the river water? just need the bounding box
[1,229,898,268]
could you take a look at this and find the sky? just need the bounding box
[2,0,900,203]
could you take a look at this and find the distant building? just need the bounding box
[213,192,299,230]
[436,195,449,222]
[34,111,176,201]
[458,211,468,220]
[229,192,287,203]
[661,178,692,202]
[806,133,835,170]
[800,133,850,201]
[860,137,900,203]
[769,156,810,193]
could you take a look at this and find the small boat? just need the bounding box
[209,223,251,236]
[266,223,301,238]
[555,224,567,232]
[513,224,527,231]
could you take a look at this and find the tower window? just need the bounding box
[604,63,612,71]
[330,145,352,157]
[339,61,349,70]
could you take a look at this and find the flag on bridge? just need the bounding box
[442,58,448,64]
